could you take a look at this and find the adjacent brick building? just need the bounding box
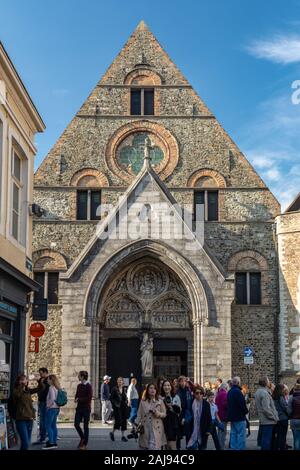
[29,21,287,416]
[276,194,300,387]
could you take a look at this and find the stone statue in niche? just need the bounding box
[140,332,153,377]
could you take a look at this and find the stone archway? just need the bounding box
[84,239,208,398]
[99,257,193,388]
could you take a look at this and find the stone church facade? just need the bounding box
[29,21,283,416]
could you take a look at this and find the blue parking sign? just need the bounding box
[243,346,254,357]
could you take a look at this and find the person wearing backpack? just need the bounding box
[43,374,61,449]
[74,371,93,450]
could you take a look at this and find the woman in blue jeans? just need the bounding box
[43,374,60,449]
[12,373,39,450]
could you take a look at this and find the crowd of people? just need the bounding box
[102,374,300,451]
[9,368,85,450]
[7,368,300,451]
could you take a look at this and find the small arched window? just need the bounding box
[125,69,161,116]
[33,251,67,307]
[130,88,154,116]
[228,251,268,305]
[189,170,226,222]
[70,169,109,221]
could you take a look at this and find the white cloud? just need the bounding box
[248,151,279,169]
[247,35,300,64]
[265,168,281,181]
[239,92,300,210]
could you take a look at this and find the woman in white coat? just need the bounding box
[136,383,167,450]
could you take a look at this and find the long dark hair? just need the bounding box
[160,380,175,398]
[272,383,285,400]
[14,373,27,388]
[156,376,166,395]
[142,383,159,401]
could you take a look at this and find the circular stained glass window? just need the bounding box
[117,133,164,175]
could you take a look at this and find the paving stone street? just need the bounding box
[9,421,294,451]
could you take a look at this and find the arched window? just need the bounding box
[70,169,109,221]
[33,250,67,307]
[130,87,154,115]
[188,169,226,222]
[228,251,268,305]
[124,69,162,116]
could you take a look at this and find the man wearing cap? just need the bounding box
[101,375,112,425]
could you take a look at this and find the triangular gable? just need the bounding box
[61,163,228,281]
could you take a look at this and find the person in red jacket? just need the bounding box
[74,371,93,450]
[215,383,228,449]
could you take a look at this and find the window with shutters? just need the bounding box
[194,190,218,221]
[34,272,59,305]
[235,272,261,305]
[77,190,101,220]
[130,88,154,115]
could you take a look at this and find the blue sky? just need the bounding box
[1,0,300,209]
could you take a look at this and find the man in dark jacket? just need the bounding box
[176,376,193,449]
[33,367,49,444]
[227,376,248,450]
[74,371,93,450]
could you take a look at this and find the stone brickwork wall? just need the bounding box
[231,305,276,386]
[35,117,277,192]
[30,21,281,409]
[276,211,300,385]
[33,222,97,267]
[28,305,62,376]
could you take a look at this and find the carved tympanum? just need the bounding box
[102,259,191,329]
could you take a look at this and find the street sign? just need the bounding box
[244,356,254,365]
[243,346,254,357]
[32,299,48,321]
[29,322,45,338]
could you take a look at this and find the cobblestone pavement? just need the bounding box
[11,421,294,451]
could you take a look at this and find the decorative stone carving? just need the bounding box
[104,294,142,328]
[102,259,191,329]
[128,263,168,298]
[151,296,190,328]
[108,274,127,295]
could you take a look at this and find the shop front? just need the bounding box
[0,258,40,401]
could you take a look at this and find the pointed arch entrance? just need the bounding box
[84,240,208,397]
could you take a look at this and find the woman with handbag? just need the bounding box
[110,377,129,442]
[136,383,167,450]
